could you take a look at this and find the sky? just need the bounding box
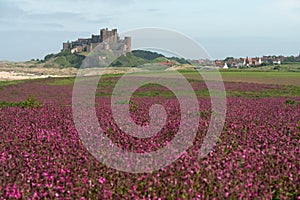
[0,0,300,61]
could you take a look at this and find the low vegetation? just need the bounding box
[38,49,190,69]
[110,50,190,68]
[40,50,85,68]
[0,95,42,108]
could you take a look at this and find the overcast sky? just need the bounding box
[1,0,300,61]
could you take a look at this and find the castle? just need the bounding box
[62,28,131,55]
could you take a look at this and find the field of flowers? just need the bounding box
[0,74,299,199]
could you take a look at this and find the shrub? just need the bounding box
[0,95,42,108]
[285,99,297,105]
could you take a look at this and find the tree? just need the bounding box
[44,53,55,61]
[224,57,234,62]
[112,61,123,67]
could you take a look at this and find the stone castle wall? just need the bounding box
[62,28,131,55]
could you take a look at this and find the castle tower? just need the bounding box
[100,28,106,42]
[100,28,118,43]
[124,37,132,53]
[63,41,71,51]
[112,29,118,42]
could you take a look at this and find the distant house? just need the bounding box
[215,60,225,68]
[223,63,229,69]
[258,58,262,65]
[158,61,176,67]
[190,59,214,66]
[71,46,83,54]
[273,60,281,65]
[262,56,284,65]
[241,57,263,67]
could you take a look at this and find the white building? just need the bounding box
[223,63,229,69]
[273,60,281,65]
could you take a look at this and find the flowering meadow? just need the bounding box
[0,75,299,199]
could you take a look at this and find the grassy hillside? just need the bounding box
[110,50,190,68]
[132,50,165,60]
[110,52,149,68]
[40,51,85,68]
[132,50,190,64]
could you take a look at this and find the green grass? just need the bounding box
[95,87,300,98]
[226,88,300,98]
[0,80,26,89]
[46,74,126,86]
[110,52,149,68]
[180,70,300,78]
[220,71,300,78]
[43,66,300,86]
[218,63,300,72]
[48,77,75,86]
[268,63,300,72]
[42,71,300,98]
[180,70,300,86]
[42,50,85,68]
[1,70,300,98]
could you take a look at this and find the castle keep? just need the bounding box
[62,28,131,54]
